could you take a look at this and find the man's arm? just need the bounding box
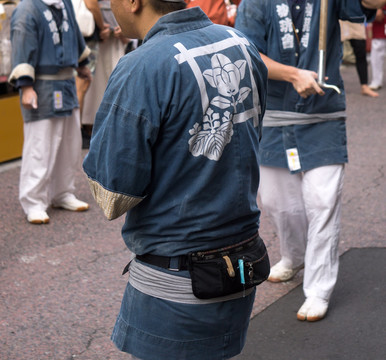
[84,0,111,40]
[260,53,325,99]
[361,0,386,9]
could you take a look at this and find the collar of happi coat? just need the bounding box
[41,0,65,9]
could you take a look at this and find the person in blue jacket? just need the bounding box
[236,0,380,322]
[9,0,92,224]
[83,0,268,358]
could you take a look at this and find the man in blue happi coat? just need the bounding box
[83,0,269,358]
[236,0,382,321]
[9,0,92,224]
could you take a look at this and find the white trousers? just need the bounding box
[19,109,82,214]
[370,38,386,88]
[259,164,345,301]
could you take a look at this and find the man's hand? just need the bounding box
[260,53,325,98]
[21,86,38,110]
[99,23,111,41]
[113,26,130,44]
[76,65,92,82]
[361,0,386,9]
[292,69,325,98]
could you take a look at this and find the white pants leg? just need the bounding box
[49,109,82,204]
[19,110,82,214]
[259,166,308,269]
[370,38,386,88]
[302,164,345,301]
[259,164,345,301]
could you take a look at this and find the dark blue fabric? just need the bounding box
[258,120,348,172]
[111,281,256,360]
[235,0,374,172]
[288,0,306,46]
[235,0,375,113]
[83,7,268,255]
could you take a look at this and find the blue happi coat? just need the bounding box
[235,0,375,172]
[83,7,268,256]
[9,0,89,122]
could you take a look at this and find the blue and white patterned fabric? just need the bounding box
[235,0,375,172]
[83,7,267,256]
[9,0,89,122]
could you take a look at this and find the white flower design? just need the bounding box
[188,53,252,161]
[203,53,250,112]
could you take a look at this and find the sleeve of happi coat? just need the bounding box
[8,6,39,84]
[83,59,157,220]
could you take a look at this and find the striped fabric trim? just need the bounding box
[79,46,91,63]
[8,63,35,84]
[87,178,143,220]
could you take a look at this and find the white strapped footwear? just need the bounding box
[27,210,50,224]
[297,297,329,322]
[268,261,304,282]
[52,197,89,211]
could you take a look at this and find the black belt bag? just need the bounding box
[187,234,270,299]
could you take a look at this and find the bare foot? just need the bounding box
[361,85,379,97]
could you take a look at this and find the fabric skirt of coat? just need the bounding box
[111,281,256,360]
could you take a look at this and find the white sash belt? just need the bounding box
[36,68,75,80]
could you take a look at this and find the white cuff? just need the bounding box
[8,63,35,84]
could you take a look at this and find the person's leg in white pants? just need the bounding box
[259,166,308,271]
[369,38,386,89]
[259,164,345,321]
[20,110,85,222]
[19,117,65,216]
[49,109,82,204]
[302,164,345,302]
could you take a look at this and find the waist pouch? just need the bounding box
[188,234,270,299]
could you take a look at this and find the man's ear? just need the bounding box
[129,0,141,12]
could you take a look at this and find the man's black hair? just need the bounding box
[149,0,187,14]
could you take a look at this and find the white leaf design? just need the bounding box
[237,87,251,103]
[203,69,216,88]
[211,96,231,109]
[234,60,247,79]
[189,121,234,161]
[189,130,210,157]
